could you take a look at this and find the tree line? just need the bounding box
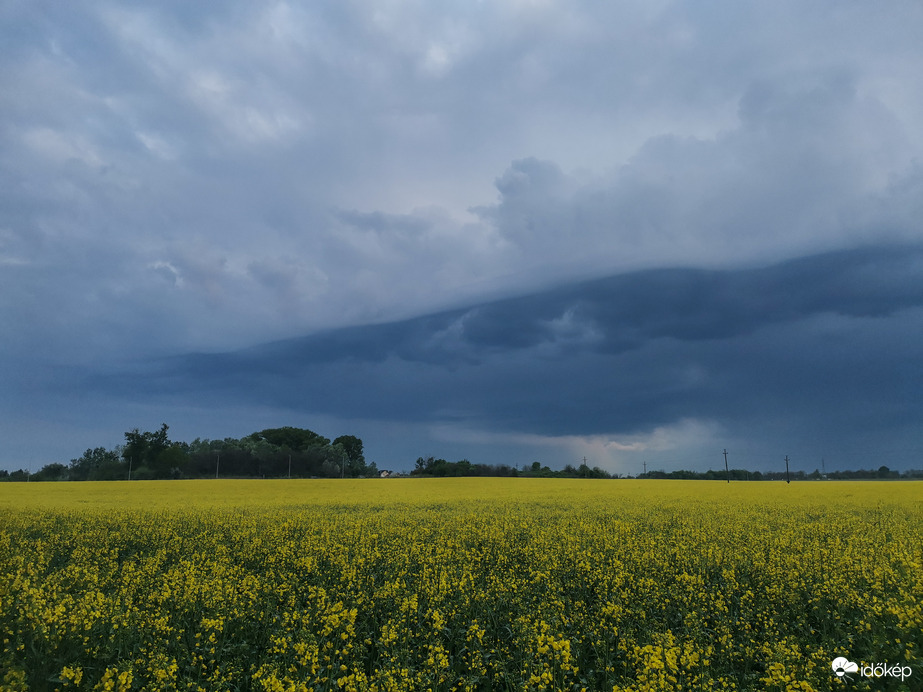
[0,425,377,481]
[4,433,922,481]
[637,466,923,480]
[408,459,923,480]
[411,458,616,478]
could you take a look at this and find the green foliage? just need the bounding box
[247,426,330,451]
[122,424,171,471]
[69,446,122,481]
[183,427,372,479]
[129,465,156,481]
[156,445,189,478]
[32,463,68,481]
[333,434,365,465]
[412,456,520,477]
[636,467,918,480]
[410,458,618,479]
[119,424,193,479]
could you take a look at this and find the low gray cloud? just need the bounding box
[72,245,922,471]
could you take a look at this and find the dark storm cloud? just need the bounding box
[280,244,923,361]
[92,245,921,460]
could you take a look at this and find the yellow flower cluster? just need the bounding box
[0,478,920,690]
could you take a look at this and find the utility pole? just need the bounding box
[784,455,790,484]
[723,448,730,483]
[643,460,647,475]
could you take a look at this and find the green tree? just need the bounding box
[248,427,330,451]
[156,445,189,478]
[413,456,432,475]
[123,424,170,464]
[333,435,364,465]
[34,462,68,481]
[123,424,175,478]
[331,435,377,477]
[70,447,122,481]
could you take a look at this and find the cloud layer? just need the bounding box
[2,1,922,470]
[75,245,921,471]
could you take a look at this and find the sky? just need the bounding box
[2,0,923,475]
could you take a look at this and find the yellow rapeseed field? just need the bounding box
[1,479,920,691]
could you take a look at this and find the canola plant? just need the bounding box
[0,478,920,691]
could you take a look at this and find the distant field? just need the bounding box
[1,479,920,691]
